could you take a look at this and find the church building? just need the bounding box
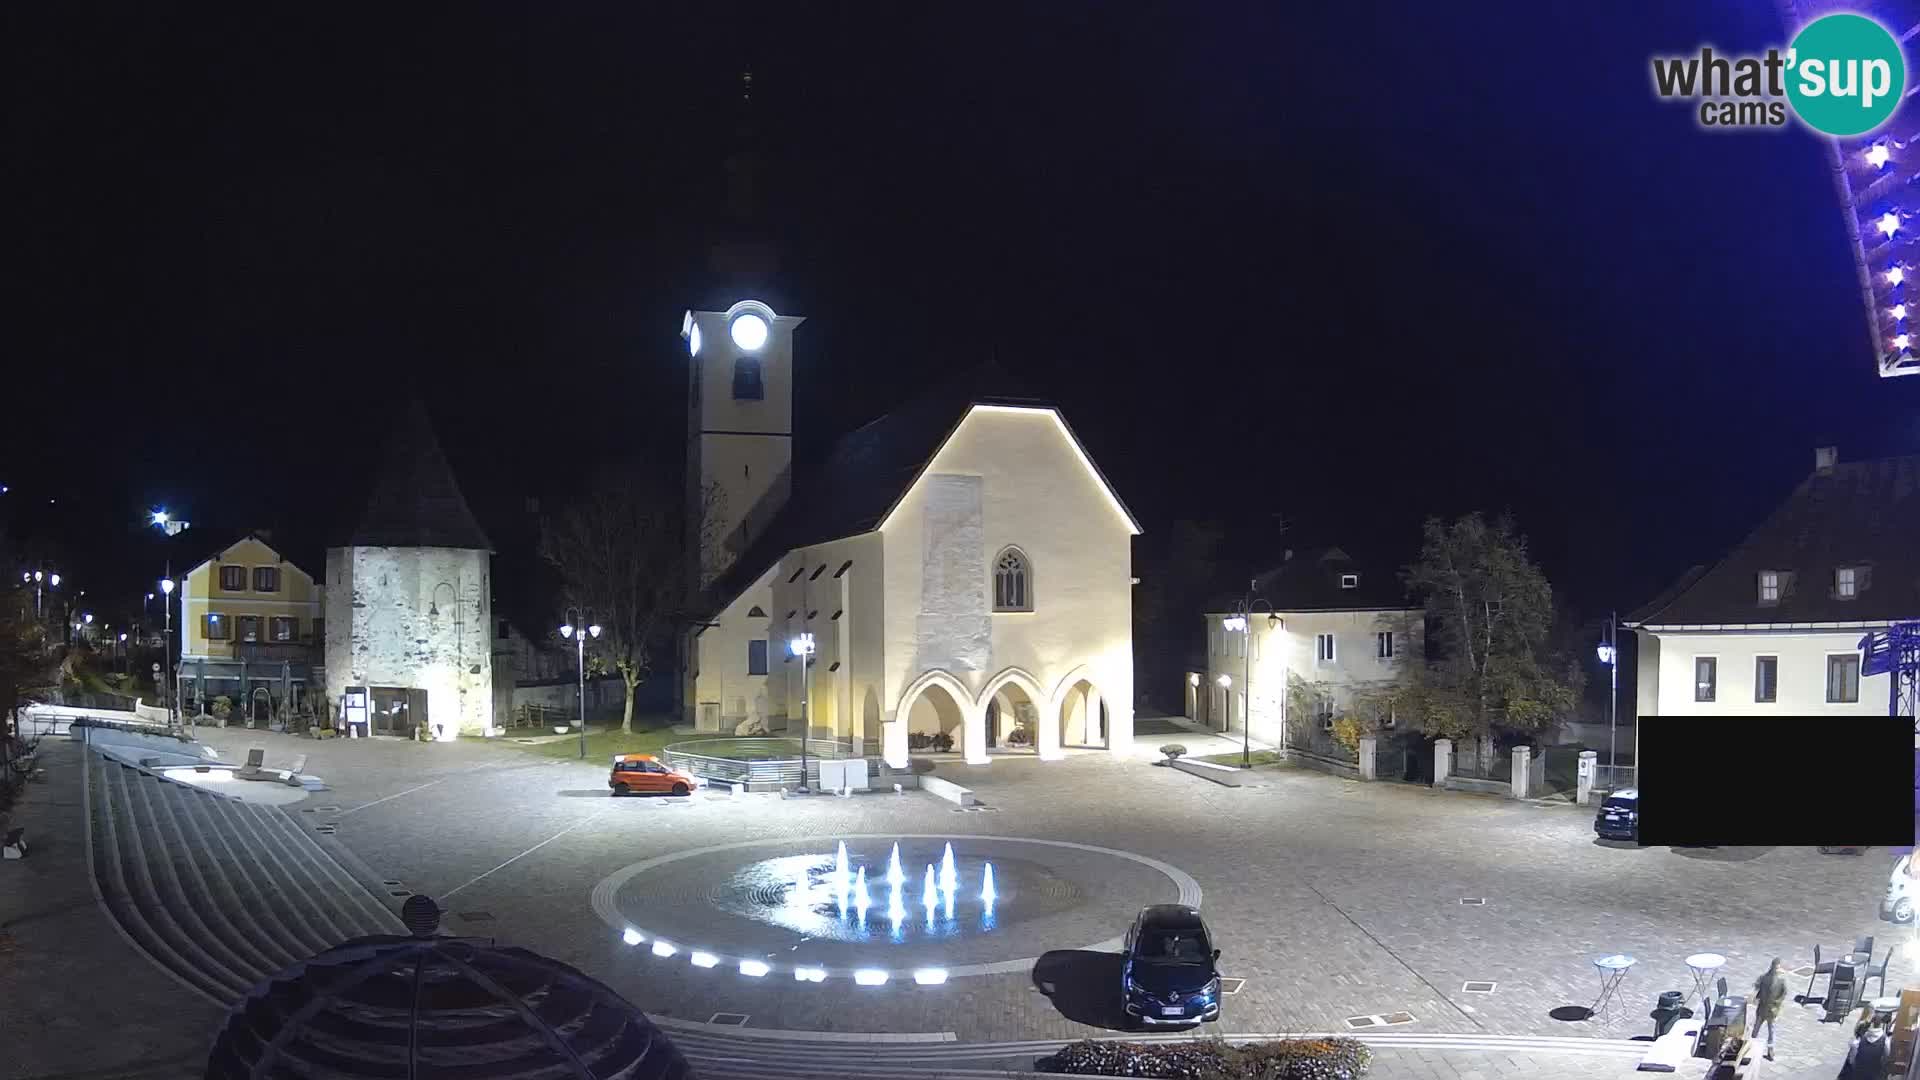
[680,305,1141,768]
[323,403,495,740]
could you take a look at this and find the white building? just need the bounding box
[1626,447,1911,721]
[681,301,1141,767]
[323,403,495,740]
[1192,547,1422,751]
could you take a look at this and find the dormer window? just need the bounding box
[1758,571,1781,605]
[1340,574,1359,589]
[1836,566,1859,599]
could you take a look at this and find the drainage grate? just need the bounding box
[1346,1011,1416,1029]
[1381,1012,1416,1025]
[382,880,402,887]
[951,805,1000,813]
[388,889,412,898]
[315,825,337,835]
[707,1013,749,1026]
[458,911,495,923]
[1343,1016,1378,1029]
[1462,981,1497,994]
[317,805,342,813]
[301,808,316,813]
[1459,898,1486,906]
[1220,978,1246,995]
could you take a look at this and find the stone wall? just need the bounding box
[323,545,493,737]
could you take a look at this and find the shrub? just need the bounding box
[906,731,955,752]
[1038,1037,1371,1079]
[1160,743,1188,762]
[210,696,233,721]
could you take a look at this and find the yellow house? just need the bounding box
[177,533,325,725]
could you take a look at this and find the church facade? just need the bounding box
[682,301,1139,768]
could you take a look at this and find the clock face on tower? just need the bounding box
[730,312,769,351]
[688,322,702,357]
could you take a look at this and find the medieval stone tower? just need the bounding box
[324,402,495,740]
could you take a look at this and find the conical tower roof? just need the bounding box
[348,401,493,550]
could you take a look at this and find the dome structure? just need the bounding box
[205,897,690,1079]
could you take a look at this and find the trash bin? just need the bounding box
[1652,990,1692,1038]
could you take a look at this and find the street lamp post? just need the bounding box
[1222,580,1279,769]
[1596,611,1620,789]
[160,577,176,726]
[789,633,816,793]
[559,609,601,761]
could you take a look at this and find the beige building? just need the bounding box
[682,301,1141,767]
[176,532,324,725]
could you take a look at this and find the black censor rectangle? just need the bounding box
[1635,716,1915,848]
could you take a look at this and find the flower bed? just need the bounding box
[1037,1037,1371,1079]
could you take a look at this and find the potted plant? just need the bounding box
[210,696,233,728]
[1160,743,1188,763]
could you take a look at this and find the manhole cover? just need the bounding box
[1344,1016,1378,1029]
[1463,981,1497,994]
[1220,978,1246,995]
[1459,898,1486,906]
[708,1013,749,1026]
[458,911,495,923]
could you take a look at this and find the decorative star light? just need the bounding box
[1870,143,1892,168]
[1896,335,1911,350]
[1895,304,1909,321]
[1891,267,1906,286]
[1882,212,1901,237]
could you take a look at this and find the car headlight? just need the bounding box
[1200,978,1220,1000]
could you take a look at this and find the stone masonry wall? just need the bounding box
[323,546,493,737]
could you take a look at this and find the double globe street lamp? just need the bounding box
[789,632,816,794]
[1222,580,1280,769]
[559,609,601,761]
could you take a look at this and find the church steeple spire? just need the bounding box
[709,67,779,286]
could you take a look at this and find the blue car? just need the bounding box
[1595,788,1637,841]
[1121,904,1222,1026]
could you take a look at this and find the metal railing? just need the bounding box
[1595,763,1637,792]
[660,736,854,787]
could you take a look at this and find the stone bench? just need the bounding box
[920,774,975,807]
[1169,758,1243,787]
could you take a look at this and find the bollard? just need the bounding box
[1577,750,1598,806]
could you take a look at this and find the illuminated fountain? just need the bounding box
[835,842,850,913]
[853,866,870,920]
[887,874,906,926]
[981,862,997,914]
[922,864,938,928]
[940,843,958,895]
[887,842,906,888]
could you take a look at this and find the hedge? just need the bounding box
[1037,1037,1371,1079]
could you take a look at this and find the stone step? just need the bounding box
[152,776,302,977]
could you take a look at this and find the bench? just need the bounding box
[1170,758,1243,787]
[1637,1016,1703,1072]
[920,775,975,807]
[3,827,26,860]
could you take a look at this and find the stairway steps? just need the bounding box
[224,799,363,949]
[235,801,378,944]
[122,768,264,991]
[194,781,342,959]
[245,803,400,938]
[92,758,239,1004]
[167,775,313,973]
[149,777,292,979]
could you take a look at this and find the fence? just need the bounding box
[660,737,854,788]
[1595,763,1637,792]
[1449,743,1511,781]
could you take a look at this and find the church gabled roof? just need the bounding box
[700,363,1137,614]
[347,401,493,551]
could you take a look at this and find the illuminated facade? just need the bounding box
[1781,0,1920,375]
[176,532,324,724]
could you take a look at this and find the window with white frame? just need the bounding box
[993,547,1032,611]
[1340,573,1358,589]
[1827,654,1861,703]
[1694,657,1717,702]
[1316,633,1335,664]
[1376,631,1394,660]
[1836,566,1858,599]
[1754,655,1778,703]
[1758,570,1781,604]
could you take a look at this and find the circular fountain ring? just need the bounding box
[590,834,1202,979]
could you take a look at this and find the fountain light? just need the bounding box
[651,941,677,958]
[794,966,828,983]
[887,877,906,925]
[922,864,938,912]
[940,843,958,895]
[691,952,719,969]
[622,928,643,946]
[854,969,889,986]
[981,862,997,908]
[887,842,906,887]
[913,968,949,985]
[854,866,870,917]
[835,841,850,910]
[739,960,771,977]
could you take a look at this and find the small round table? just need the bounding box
[1592,954,1637,1023]
[1685,952,1728,1004]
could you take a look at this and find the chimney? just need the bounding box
[1814,446,1838,474]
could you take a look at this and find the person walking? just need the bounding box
[1839,1018,1889,1079]
[1753,958,1789,1061]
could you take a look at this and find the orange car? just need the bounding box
[608,754,698,797]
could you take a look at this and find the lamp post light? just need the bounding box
[1596,611,1620,789]
[559,609,601,761]
[789,633,816,794]
[1223,580,1281,769]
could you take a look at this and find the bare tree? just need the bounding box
[539,468,722,734]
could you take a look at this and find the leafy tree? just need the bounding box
[1399,513,1576,740]
[539,468,721,734]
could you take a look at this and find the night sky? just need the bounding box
[5,3,1915,649]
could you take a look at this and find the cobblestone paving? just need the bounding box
[202,726,1916,1077]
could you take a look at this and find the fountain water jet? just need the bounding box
[921,865,938,912]
[887,842,906,887]
[981,862,997,907]
[887,876,906,925]
[853,866,870,918]
[940,843,958,896]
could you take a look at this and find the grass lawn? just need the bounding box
[1194,749,1284,768]
[515,724,680,761]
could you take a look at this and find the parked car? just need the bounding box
[608,754,697,796]
[1120,904,1222,1026]
[1885,853,1917,924]
[1595,788,1638,841]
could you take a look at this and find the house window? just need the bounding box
[219,565,246,591]
[238,616,261,643]
[1319,696,1336,730]
[205,613,229,640]
[271,617,296,642]
[1758,571,1780,604]
[747,605,767,618]
[253,566,280,593]
[1378,703,1397,728]
[1694,657,1717,702]
[1754,655,1778,703]
[993,547,1032,611]
[732,356,764,399]
[1376,631,1395,660]
[747,639,769,676]
[1316,633,1336,664]
[1340,574,1358,589]
[1827,654,1861,703]
[1836,567,1858,599]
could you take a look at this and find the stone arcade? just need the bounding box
[323,403,495,740]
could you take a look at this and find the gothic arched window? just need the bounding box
[993,547,1032,612]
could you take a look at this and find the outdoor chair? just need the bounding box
[1864,951,1891,999]
[1853,936,1875,963]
